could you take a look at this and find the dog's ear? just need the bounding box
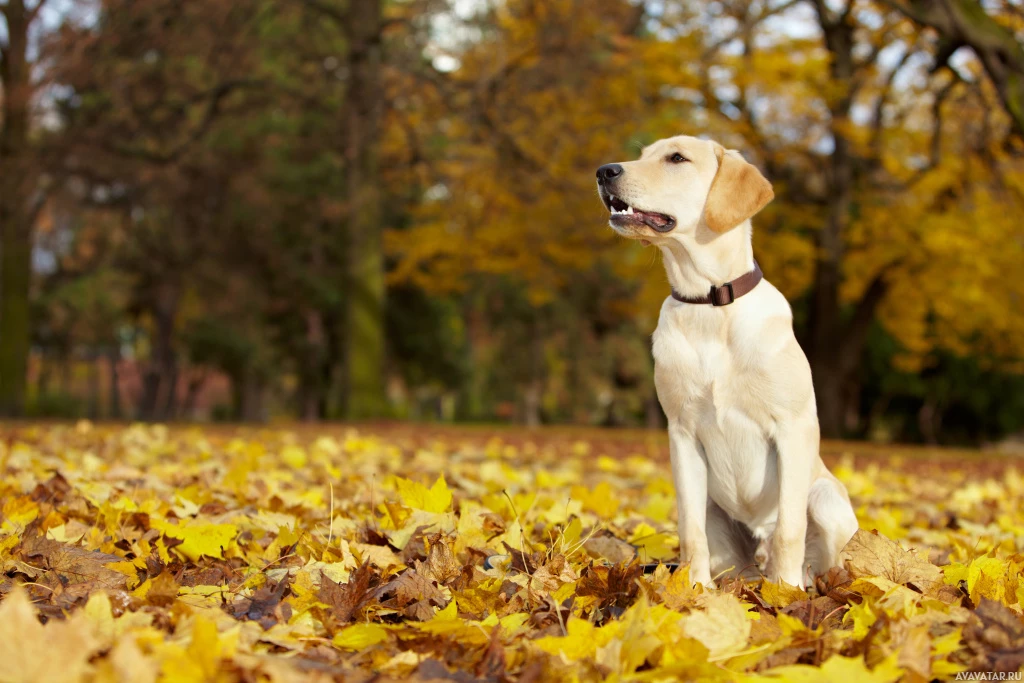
[704,145,774,233]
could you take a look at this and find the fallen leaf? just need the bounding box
[0,587,103,683]
[840,529,943,595]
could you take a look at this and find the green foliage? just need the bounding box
[25,391,84,419]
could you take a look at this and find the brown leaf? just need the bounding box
[476,623,507,679]
[18,536,127,607]
[897,624,932,680]
[749,609,783,645]
[319,563,378,624]
[782,595,845,630]
[839,529,943,594]
[375,567,447,620]
[146,570,180,607]
[411,658,482,682]
[30,472,72,504]
[231,576,292,629]
[501,541,540,574]
[363,528,398,549]
[965,599,1024,673]
[425,534,461,585]
[583,534,637,565]
[577,560,642,615]
[605,560,643,609]
[816,566,857,604]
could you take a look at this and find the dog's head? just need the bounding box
[596,135,773,244]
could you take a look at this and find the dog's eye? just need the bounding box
[667,152,689,163]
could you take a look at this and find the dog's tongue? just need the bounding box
[642,211,671,227]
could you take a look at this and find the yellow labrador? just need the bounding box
[596,135,858,588]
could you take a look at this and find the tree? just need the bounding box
[674,0,1024,436]
[0,0,46,416]
[387,0,686,424]
[343,0,386,417]
[301,0,388,418]
[46,0,269,419]
[886,0,1024,137]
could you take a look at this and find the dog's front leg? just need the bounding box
[668,426,712,586]
[768,418,817,587]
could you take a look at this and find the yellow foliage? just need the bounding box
[0,423,1023,680]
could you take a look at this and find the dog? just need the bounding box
[596,135,858,588]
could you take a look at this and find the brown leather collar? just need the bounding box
[671,261,763,306]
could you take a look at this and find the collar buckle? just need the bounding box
[709,282,735,306]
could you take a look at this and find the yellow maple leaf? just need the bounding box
[757,653,902,682]
[534,617,602,660]
[161,615,237,683]
[153,520,239,561]
[334,623,391,650]
[629,522,676,562]
[657,564,703,610]
[682,594,752,660]
[570,481,620,517]
[395,475,452,513]
[760,579,809,608]
[1,496,39,530]
[844,599,878,639]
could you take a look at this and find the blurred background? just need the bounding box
[1,0,1023,445]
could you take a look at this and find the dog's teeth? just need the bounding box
[626,206,634,214]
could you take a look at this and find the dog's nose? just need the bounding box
[596,164,623,182]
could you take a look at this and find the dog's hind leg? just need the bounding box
[804,473,859,582]
[707,500,758,583]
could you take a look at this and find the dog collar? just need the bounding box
[671,261,763,306]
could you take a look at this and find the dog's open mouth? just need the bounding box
[601,191,676,232]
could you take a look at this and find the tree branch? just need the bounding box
[869,44,916,157]
[885,0,1024,136]
[299,0,345,25]
[701,0,801,60]
[27,0,47,23]
[883,75,957,190]
[107,79,265,165]
[840,0,856,22]
[810,0,838,29]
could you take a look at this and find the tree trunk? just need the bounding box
[342,0,387,419]
[87,353,100,420]
[107,347,122,419]
[240,369,264,422]
[180,371,205,420]
[0,221,31,415]
[645,388,665,429]
[0,0,34,417]
[300,308,327,421]
[806,4,857,438]
[522,319,544,427]
[888,0,1024,137]
[38,351,51,396]
[806,5,893,438]
[140,283,179,421]
[918,399,940,445]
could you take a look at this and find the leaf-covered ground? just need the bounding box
[1,423,1023,682]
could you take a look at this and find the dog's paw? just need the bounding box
[692,575,716,590]
[687,565,715,590]
[763,556,806,589]
[754,540,770,572]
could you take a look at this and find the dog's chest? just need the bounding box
[653,305,779,524]
[652,308,765,415]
